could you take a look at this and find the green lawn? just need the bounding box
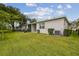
[0,32,79,56]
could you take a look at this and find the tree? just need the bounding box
[76,18,79,29]
[77,19,79,26]
[6,6,22,31]
[0,10,10,30]
[0,3,30,31]
[0,3,30,40]
[19,14,31,31]
[0,4,24,31]
[31,18,37,23]
[0,4,21,31]
[0,4,7,11]
[0,10,10,40]
[9,14,22,31]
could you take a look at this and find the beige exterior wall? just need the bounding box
[31,24,36,32]
[64,20,69,29]
[36,18,68,35]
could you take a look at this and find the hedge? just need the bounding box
[37,30,40,33]
[64,29,72,36]
[78,30,79,35]
[27,28,31,32]
[76,29,79,35]
[48,28,54,35]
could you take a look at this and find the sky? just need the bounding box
[6,3,79,21]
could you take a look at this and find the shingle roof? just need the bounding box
[29,16,70,24]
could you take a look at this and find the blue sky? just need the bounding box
[6,3,79,21]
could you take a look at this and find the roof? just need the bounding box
[29,16,70,24]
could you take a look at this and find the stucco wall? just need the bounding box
[36,18,68,35]
[64,20,69,29]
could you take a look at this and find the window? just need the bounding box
[55,30,61,35]
[39,22,45,29]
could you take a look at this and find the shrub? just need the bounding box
[48,28,54,35]
[76,29,79,35]
[78,30,79,35]
[37,30,40,33]
[71,30,78,36]
[27,28,31,32]
[64,29,72,36]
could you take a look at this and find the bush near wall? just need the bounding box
[26,28,31,32]
[76,29,79,35]
[71,30,78,36]
[48,28,54,35]
[78,30,79,35]
[37,30,40,33]
[64,29,72,36]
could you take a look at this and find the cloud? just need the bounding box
[55,10,65,16]
[66,4,72,9]
[24,7,54,19]
[56,4,72,16]
[25,3,37,7]
[57,4,63,9]
[24,4,72,20]
[57,4,72,10]
[36,7,53,16]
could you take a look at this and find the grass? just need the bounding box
[0,32,79,56]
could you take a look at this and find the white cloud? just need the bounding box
[56,4,72,16]
[57,4,72,10]
[24,7,54,20]
[36,7,53,16]
[25,3,37,7]
[56,10,65,15]
[57,4,63,9]
[24,4,72,21]
[66,4,72,9]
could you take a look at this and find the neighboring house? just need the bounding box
[77,26,79,29]
[70,21,77,31]
[15,19,31,31]
[70,21,79,31]
[27,17,70,35]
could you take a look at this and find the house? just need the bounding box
[27,17,69,35]
[70,21,77,31]
[69,20,79,31]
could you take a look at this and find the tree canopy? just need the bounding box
[0,3,27,31]
[31,18,37,23]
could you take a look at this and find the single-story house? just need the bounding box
[15,16,69,35]
[26,17,70,35]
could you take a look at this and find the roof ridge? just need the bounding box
[29,16,69,24]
